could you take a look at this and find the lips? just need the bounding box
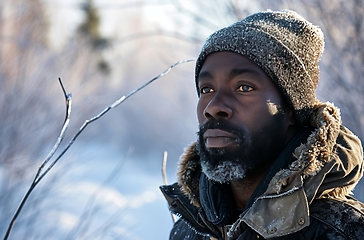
[203,129,237,148]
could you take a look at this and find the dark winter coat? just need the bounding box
[160,101,364,239]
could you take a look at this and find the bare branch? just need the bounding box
[35,79,72,183]
[39,58,194,185]
[3,58,194,240]
[161,151,177,223]
[162,151,168,185]
[3,78,72,240]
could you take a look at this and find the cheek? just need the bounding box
[196,100,206,124]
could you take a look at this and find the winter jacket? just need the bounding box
[160,101,364,239]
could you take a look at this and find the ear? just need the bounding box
[286,109,296,126]
[283,108,299,143]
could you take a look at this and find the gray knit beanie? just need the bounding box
[195,10,324,125]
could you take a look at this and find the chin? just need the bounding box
[201,160,246,183]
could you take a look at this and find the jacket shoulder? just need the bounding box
[309,198,364,239]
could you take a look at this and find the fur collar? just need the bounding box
[177,101,362,207]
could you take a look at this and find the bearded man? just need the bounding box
[160,10,364,240]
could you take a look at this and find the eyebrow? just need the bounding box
[229,68,258,78]
[198,68,260,83]
[197,71,213,81]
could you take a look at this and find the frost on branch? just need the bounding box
[3,58,194,240]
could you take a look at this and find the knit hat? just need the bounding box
[195,10,324,125]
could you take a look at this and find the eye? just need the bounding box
[200,86,214,94]
[236,85,253,92]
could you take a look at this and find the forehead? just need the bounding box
[197,51,270,82]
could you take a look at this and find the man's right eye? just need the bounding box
[200,86,214,94]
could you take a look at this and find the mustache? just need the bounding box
[198,119,246,141]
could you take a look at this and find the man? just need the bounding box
[160,10,364,239]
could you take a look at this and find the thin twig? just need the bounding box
[35,78,72,183]
[162,151,168,185]
[4,78,72,240]
[37,58,194,184]
[3,59,194,240]
[161,151,177,223]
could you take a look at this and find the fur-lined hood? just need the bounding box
[176,101,363,238]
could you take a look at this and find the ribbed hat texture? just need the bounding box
[195,10,325,125]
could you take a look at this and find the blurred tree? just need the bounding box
[0,0,113,238]
[78,0,110,74]
[0,0,60,237]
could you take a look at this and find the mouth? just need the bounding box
[203,129,238,148]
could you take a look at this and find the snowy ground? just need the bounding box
[4,142,177,240]
[55,143,176,240]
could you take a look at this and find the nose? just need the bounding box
[203,92,233,119]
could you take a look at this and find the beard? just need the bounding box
[197,117,287,183]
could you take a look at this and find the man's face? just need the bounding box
[196,52,295,183]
